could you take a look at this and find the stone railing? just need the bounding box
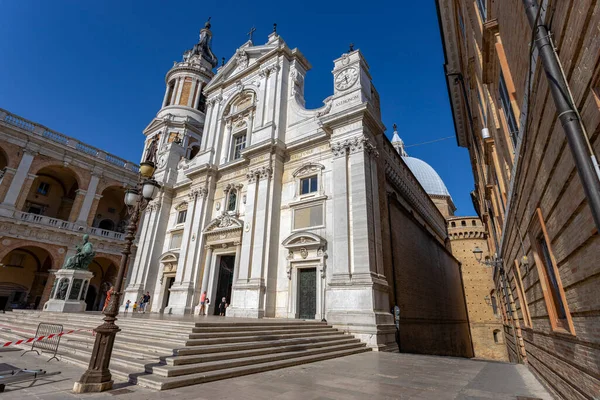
[0,108,139,174]
[11,210,124,241]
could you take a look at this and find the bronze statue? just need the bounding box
[63,234,96,271]
[144,136,158,163]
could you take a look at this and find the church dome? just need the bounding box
[403,157,451,197]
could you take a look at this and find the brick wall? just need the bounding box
[386,197,473,358]
[438,0,600,398]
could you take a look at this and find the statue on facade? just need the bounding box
[145,136,159,163]
[63,234,96,271]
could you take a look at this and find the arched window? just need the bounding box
[493,329,501,343]
[461,220,467,227]
[490,291,498,315]
[451,222,456,227]
[472,220,477,226]
[189,145,200,160]
[99,219,115,231]
[227,189,237,212]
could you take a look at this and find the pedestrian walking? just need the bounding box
[218,297,227,316]
[124,300,131,314]
[142,291,151,313]
[199,291,208,315]
[102,286,114,312]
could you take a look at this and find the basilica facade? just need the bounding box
[123,20,473,353]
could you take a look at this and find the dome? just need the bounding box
[403,156,451,197]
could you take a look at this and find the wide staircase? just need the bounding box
[0,310,369,390]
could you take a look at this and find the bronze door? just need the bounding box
[298,268,316,319]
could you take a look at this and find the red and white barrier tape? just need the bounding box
[1,328,94,348]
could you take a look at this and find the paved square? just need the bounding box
[0,348,551,399]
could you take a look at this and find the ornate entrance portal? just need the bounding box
[298,268,317,319]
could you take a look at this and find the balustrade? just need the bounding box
[9,210,124,241]
[1,108,138,173]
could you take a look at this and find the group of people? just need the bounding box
[198,291,228,316]
[123,292,151,314]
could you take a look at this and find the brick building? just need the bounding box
[448,216,508,361]
[437,0,600,398]
[0,108,138,311]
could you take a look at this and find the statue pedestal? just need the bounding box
[44,269,94,313]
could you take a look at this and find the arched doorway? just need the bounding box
[0,246,53,310]
[88,257,118,310]
[93,186,127,233]
[22,165,79,219]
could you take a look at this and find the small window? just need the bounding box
[231,132,247,160]
[170,232,183,249]
[177,210,187,224]
[476,0,487,21]
[37,182,50,195]
[538,234,566,320]
[493,329,500,343]
[472,220,477,226]
[499,70,519,147]
[300,175,318,195]
[293,204,324,230]
[227,189,237,212]
[461,220,467,227]
[451,222,456,227]
[490,292,498,315]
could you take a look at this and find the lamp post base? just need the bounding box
[73,380,114,393]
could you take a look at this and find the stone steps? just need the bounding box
[0,311,369,390]
[135,347,369,390]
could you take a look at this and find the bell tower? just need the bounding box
[122,18,218,312]
[142,18,219,185]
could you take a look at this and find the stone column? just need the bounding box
[0,168,17,204]
[168,188,207,314]
[86,194,103,226]
[174,77,183,105]
[14,173,38,212]
[0,149,35,212]
[162,84,171,107]
[236,171,257,282]
[193,82,203,109]
[200,245,214,294]
[220,121,233,164]
[69,189,87,222]
[331,144,350,278]
[76,174,100,225]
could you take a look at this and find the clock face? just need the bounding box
[335,67,358,91]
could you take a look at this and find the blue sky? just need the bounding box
[0,1,476,215]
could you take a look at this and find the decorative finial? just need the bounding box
[221,57,225,67]
[205,16,212,29]
[393,123,397,131]
[247,26,256,42]
[273,23,277,33]
[349,43,354,52]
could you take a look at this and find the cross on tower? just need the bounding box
[247,26,256,42]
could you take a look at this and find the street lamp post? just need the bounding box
[73,159,160,393]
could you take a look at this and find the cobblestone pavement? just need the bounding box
[0,348,552,399]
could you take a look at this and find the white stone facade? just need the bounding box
[123,25,396,348]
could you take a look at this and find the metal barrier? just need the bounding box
[21,323,63,362]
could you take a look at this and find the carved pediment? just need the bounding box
[174,201,188,212]
[204,214,243,233]
[159,251,179,264]
[282,232,326,249]
[204,43,279,92]
[292,163,325,178]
